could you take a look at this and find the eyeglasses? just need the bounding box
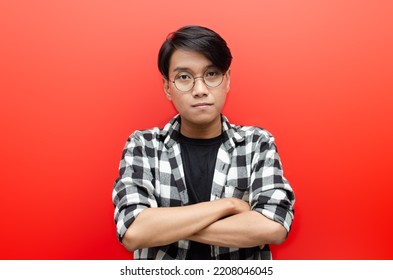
[170,68,225,92]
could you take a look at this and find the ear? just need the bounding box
[225,69,231,92]
[163,78,172,101]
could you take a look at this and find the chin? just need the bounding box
[194,116,221,128]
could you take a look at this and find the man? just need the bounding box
[112,25,295,260]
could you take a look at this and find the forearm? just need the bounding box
[122,198,248,251]
[188,211,287,248]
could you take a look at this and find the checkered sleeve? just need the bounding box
[249,131,295,232]
[112,131,158,242]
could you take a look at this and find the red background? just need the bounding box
[1,0,392,259]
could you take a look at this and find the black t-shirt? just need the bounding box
[179,133,222,259]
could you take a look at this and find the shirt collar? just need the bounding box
[160,114,245,151]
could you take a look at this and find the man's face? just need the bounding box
[164,49,230,136]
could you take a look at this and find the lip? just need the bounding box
[192,102,213,108]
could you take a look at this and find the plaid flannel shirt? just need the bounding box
[113,115,295,260]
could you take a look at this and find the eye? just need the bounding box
[175,73,192,81]
[205,69,220,78]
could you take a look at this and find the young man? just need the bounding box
[112,25,295,260]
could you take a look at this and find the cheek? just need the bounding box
[171,96,187,112]
[216,92,228,108]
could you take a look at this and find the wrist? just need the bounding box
[218,197,239,216]
[208,198,232,217]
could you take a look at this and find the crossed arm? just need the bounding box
[121,197,287,252]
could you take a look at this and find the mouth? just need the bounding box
[192,102,213,108]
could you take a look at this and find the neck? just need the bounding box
[180,117,222,139]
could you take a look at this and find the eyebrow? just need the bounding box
[172,64,216,73]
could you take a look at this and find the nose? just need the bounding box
[191,77,209,97]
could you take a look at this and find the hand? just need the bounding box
[227,197,251,214]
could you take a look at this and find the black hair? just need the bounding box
[158,25,232,79]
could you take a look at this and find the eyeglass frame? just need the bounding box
[168,68,228,92]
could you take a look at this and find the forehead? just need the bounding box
[169,49,214,73]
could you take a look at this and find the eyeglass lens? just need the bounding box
[173,68,224,92]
